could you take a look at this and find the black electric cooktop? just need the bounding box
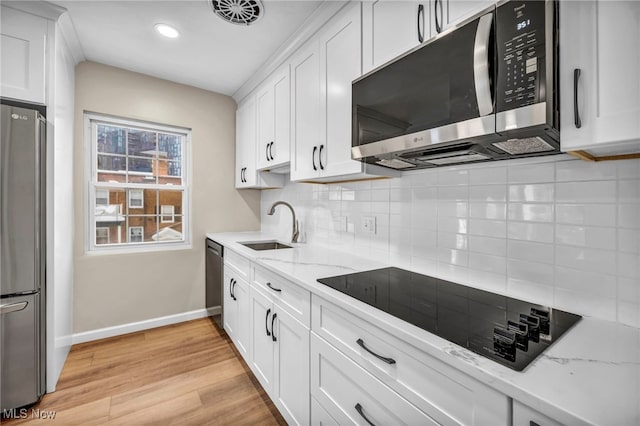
[317,267,581,371]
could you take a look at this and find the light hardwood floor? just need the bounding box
[2,318,286,425]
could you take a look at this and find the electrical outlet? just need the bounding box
[362,216,376,234]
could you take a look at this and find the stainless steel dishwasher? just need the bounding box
[206,239,223,328]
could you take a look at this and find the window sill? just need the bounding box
[85,241,192,256]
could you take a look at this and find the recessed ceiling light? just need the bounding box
[155,23,180,39]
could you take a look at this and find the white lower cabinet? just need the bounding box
[248,283,310,426]
[512,401,562,426]
[311,396,339,426]
[223,267,250,359]
[311,295,509,426]
[311,332,439,426]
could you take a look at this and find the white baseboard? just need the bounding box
[71,307,220,345]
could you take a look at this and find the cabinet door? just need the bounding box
[318,2,364,178]
[256,84,275,170]
[271,65,291,168]
[363,1,426,73]
[560,0,640,154]
[223,272,237,338]
[441,0,494,32]
[273,307,310,426]
[233,277,251,358]
[0,6,47,103]
[249,286,275,393]
[290,39,322,181]
[235,96,257,188]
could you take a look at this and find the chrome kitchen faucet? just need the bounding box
[267,201,299,243]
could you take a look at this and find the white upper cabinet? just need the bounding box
[317,1,364,179]
[438,0,495,34]
[290,38,322,181]
[560,0,640,156]
[236,95,284,189]
[0,5,48,104]
[362,1,429,73]
[256,65,290,171]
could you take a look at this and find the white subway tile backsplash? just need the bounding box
[507,162,555,183]
[556,203,616,226]
[468,218,507,237]
[507,240,554,264]
[508,183,554,202]
[469,184,507,202]
[508,203,554,222]
[469,166,507,184]
[262,157,640,328]
[507,221,554,243]
[469,202,507,220]
[618,204,640,229]
[556,181,617,203]
[554,266,617,298]
[555,246,617,275]
[618,179,640,203]
[507,259,554,287]
[555,225,617,250]
[556,159,617,182]
[468,235,507,256]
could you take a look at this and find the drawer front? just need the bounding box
[254,265,310,327]
[224,249,251,280]
[311,396,339,426]
[312,295,509,426]
[311,333,438,426]
[512,401,562,426]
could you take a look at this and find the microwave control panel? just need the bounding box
[495,0,548,112]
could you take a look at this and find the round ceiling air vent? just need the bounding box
[209,0,264,26]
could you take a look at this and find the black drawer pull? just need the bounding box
[271,313,278,342]
[231,279,237,301]
[417,4,425,43]
[265,308,271,336]
[355,403,376,426]
[269,141,274,160]
[312,146,318,171]
[574,68,582,129]
[266,143,270,161]
[319,144,325,170]
[530,422,541,426]
[266,282,282,292]
[356,338,396,364]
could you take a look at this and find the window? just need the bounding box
[160,205,175,223]
[128,226,143,243]
[128,189,144,209]
[86,113,190,251]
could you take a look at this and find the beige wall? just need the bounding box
[73,61,260,333]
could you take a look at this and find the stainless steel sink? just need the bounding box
[240,240,292,251]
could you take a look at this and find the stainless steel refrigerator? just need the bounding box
[1,103,46,411]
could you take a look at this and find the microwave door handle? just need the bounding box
[473,13,494,117]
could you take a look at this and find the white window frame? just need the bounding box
[160,205,175,223]
[85,112,192,253]
[96,227,110,244]
[128,189,144,209]
[128,226,144,243]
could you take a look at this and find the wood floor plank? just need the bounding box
[1,318,286,425]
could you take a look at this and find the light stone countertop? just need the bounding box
[207,231,640,426]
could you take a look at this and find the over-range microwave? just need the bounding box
[352,0,560,170]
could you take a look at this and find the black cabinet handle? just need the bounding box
[417,4,425,43]
[435,0,443,34]
[355,403,376,426]
[265,308,271,336]
[266,144,270,161]
[269,142,274,160]
[312,146,317,171]
[319,144,325,170]
[271,313,278,342]
[530,422,541,426]
[229,277,234,299]
[266,282,282,293]
[356,338,396,364]
[574,68,582,129]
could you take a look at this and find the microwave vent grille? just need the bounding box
[492,137,555,155]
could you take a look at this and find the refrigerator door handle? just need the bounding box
[0,301,28,314]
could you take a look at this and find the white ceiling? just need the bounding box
[54,0,323,96]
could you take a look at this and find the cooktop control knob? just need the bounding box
[519,313,540,343]
[493,327,516,362]
[507,320,529,352]
[530,308,550,337]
